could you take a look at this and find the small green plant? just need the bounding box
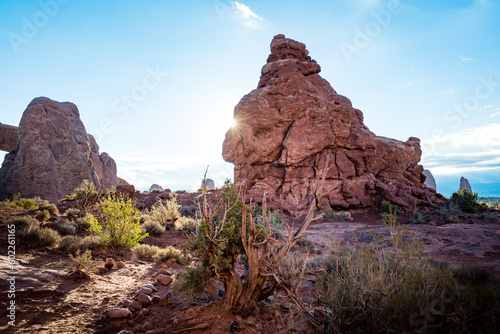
[141,220,166,236]
[451,189,479,213]
[180,205,197,217]
[409,212,431,224]
[381,201,401,215]
[75,214,92,231]
[65,179,97,201]
[87,194,147,249]
[173,266,212,300]
[131,244,160,260]
[59,235,91,253]
[38,202,59,214]
[324,209,352,221]
[35,228,61,247]
[435,202,461,224]
[174,216,197,233]
[65,207,82,218]
[56,218,77,236]
[152,246,187,264]
[7,216,39,231]
[13,216,61,247]
[35,209,51,221]
[66,250,95,279]
[479,213,500,223]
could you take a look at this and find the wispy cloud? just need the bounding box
[490,111,500,117]
[441,88,454,95]
[232,1,263,27]
[460,56,473,62]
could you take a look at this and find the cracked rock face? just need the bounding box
[222,34,443,214]
[0,97,122,202]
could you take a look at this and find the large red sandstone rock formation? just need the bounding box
[0,97,124,202]
[222,34,443,214]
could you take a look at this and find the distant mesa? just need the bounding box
[423,169,436,192]
[149,183,163,192]
[459,176,472,192]
[222,34,445,214]
[201,178,215,190]
[0,97,126,202]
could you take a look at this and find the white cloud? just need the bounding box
[232,1,263,27]
[490,111,500,117]
[460,56,473,62]
[441,88,454,95]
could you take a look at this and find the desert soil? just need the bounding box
[1,206,500,333]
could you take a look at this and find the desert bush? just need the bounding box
[435,202,461,224]
[75,214,92,231]
[7,216,39,231]
[65,179,96,201]
[381,201,401,215]
[66,250,95,279]
[141,220,166,236]
[56,218,77,236]
[65,207,82,218]
[35,209,51,221]
[324,209,352,221]
[410,212,431,224]
[315,216,498,333]
[174,216,197,233]
[34,228,61,247]
[173,265,212,300]
[479,213,500,223]
[58,235,85,253]
[152,246,187,264]
[38,202,59,214]
[13,195,38,210]
[451,189,479,213]
[253,205,284,230]
[87,194,147,249]
[180,205,197,217]
[131,244,160,260]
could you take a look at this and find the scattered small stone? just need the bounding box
[108,308,132,319]
[118,330,134,334]
[137,260,148,265]
[151,295,161,303]
[134,312,146,322]
[172,317,179,325]
[145,330,162,334]
[158,267,172,275]
[137,293,152,307]
[136,287,153,295]
[123,299,133,307]
[116,261,126,269]
[156,274,173,286]
[141,321,153,332]
[159,293,173,307]
[98,267,109,274]
[186,308,198,318]
[129,300,143,310]
[140,308,151,316]
[165,258,176,266]
[105,258,116,269]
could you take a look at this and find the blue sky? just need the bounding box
[0,0,499,197]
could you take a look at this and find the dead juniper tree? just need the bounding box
[176,161,339,324]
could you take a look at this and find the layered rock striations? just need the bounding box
[222,34,443,214]
[0,97,123,202]
[0,122,17,152]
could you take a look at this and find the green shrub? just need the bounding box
[75,215,92,231]
[315,225,498,333]
[173,266,212,300]
[87,194,147,249]
[13,195,38,210]
[66,250,95,279]
[479,213,500,223]
[131,244,160,260]
[174,216,197,233]
[35,209,51,221]
[180,205,197,217]
[65,207,82,218]
[7,216,38,231]
[409,212,431,224]
[253,206,285,230]
[324,209,352,221]
[451,189,479,213]
[152,246,187,264]
[141,220,165,236]
[56,218,77,236]
[34,228,61,247]
[381,201,401,215]
[65,179,97,201]
[38,202,59,214]
[435,202,461,224]
[58,235,85,253]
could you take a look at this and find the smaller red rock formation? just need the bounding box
[0,97,126,202]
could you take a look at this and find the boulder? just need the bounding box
[460,176,472,192]
[0,97,124,202]
[222,35,444,214]
[108,308,132,319]
[149,183,163,192]
[201,178,215,190]
[423,169,436,191]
